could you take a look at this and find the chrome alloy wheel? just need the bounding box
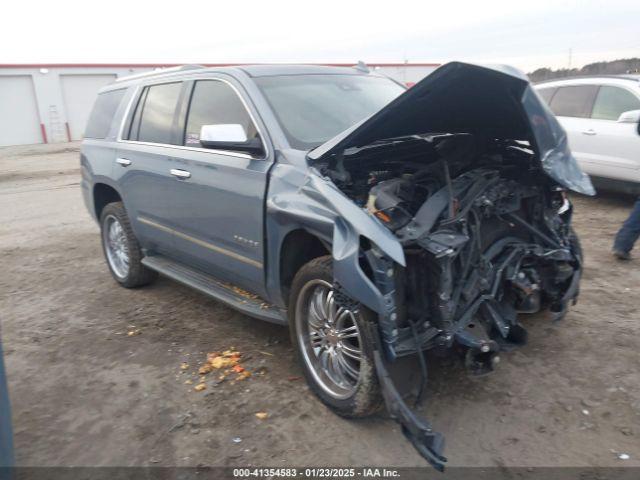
[102,214,130,279]
[295,279,363,399]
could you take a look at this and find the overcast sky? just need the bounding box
[3,0,639,72]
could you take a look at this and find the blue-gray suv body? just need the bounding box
[81,62,592,469]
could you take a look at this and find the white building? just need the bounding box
[0,63,439,146]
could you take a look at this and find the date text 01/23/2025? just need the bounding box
[232,467,401,478]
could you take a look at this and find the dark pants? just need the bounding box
[614,197,640,253]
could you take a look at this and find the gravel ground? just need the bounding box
[1,143,639,468]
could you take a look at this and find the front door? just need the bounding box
[162,77,271,297]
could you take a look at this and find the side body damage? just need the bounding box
[267,63,593,470]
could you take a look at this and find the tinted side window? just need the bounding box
[84,89,126,139]
[184,80,259,148]
[536,87,557,104]
[591,86,640,120]
[137,82,182,144]
[549,85,598,118]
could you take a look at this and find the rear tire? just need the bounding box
[100,202,157,288]
[289,256,383,418]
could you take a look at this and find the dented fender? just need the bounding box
[306,171,405,268]
[309,172,405,315]
[266,159,404,313]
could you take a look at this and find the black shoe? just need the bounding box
[613,250,631,260]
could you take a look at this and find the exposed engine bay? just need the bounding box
[324,132,580,368]
[318,132,582,469]
[306,62,591,471]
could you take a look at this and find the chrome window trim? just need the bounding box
[116,77,269,161]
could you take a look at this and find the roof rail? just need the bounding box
[114,64,206,83]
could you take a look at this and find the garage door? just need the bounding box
[60,74,116,141]
[0,76,42,146]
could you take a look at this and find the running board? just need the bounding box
[141,255,287,325]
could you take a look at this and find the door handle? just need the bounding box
[581,129,597,136]
[116,158,132,167]
[170,168,191,179]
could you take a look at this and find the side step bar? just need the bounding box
[141,255,287,325]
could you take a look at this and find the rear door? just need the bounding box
[162,76,272,296]
[115,81,186,254]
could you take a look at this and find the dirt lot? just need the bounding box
[1,143,639,468]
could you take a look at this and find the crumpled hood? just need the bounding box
[308,61,595,195]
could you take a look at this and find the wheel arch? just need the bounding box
[278,228,330,307]
[93,182,123,219]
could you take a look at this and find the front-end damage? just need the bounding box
[271,62,593,470]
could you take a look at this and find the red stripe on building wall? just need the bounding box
[40,124,48,144]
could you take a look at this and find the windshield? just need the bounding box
[255,74,405,150]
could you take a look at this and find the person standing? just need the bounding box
[613,198,640,260]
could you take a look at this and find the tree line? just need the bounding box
[528,57,640,83]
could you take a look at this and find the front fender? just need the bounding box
[307,172,404,314]
[266,164,404,312]
[332,216,387,313]
[292,170,405,314]
[305,172,405,267]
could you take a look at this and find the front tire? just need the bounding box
[289,256,382,418]
[100,202,157,288]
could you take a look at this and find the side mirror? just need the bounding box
[616,109,640,123]
[199,124,263,155]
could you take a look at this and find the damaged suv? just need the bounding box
[81,62,593,470]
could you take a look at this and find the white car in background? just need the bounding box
[535,76,640,194]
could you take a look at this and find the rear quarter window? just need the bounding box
[84,89,126,139]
